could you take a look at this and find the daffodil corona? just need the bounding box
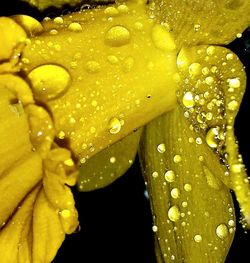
[0,0,250,262]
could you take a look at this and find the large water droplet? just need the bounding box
[194,234,202,243]
[28,64,71,101]
[68,22,82,32]
[165,170,175,182]
[108,117,122,134]
[171,188,180,199]
[206,127,219,148]
[105,25,130,47]
[157,143,166,153]
[216,224,229,239]
[168,205,180,222]
[182,92,195,108]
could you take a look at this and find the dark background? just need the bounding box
[1,1,250,262]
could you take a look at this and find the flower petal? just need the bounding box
[176,45,250,227]
[32,189,65,262]
[148,0,250,47]
[139,106,235,262]
[0,185,40,262]
[77,129,142,191]
[21,2,179,161]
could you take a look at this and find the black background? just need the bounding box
[1,1,250,262]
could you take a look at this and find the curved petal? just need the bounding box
[77,129,142,191]
[32,189,65,263]
[21,2,179,161]
[148,0,250,47]
[139,106,235,262]
[176,45,250,226]
[0,185,40,262]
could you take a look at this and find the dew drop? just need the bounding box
[27,64,71,101]
[108,117,122,134]
[189,63,201,76]
[104,6,119,16]
[165,170,175,182]
[228,78,241,88]
[68,22,82,32]
[168,205,180,222]
[171,188,180,199]
[157,143,166,153]
[110,156,116,163]
[182,91,195,108]
[184,183,192,192]
[53,17,64,24]
[227,100,239,111]
[206,127,219,148]
[152,171,159,178]
[194,234,202,243]
[60,209,71,218]
[216,224,229,239]
[105,25,130,47]
[152,225,158,232]
[173,155,182,163]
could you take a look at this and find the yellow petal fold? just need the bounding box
[140,106,235,262]
[0,185,40,263]
[78,129,142,191]
[32,189,65,263]
[148,0,250,47]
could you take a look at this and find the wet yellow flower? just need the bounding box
[0,0,250,262]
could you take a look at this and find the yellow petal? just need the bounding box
[140,106,235,262]
[176,45,250,227]
[0,185,40,263]
[0,153,43,227]
[77,129,142,191]
[0,75,34,175]
[148,0,250,47]
[0,17,26,61]
[21,2,179,161]
[32,189,65,263]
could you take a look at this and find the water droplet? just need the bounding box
[151,24,176,51]
[165,170,175,182]
[105,25,130,47]
[195,137,202,145]
[53,17,64,24]
[104,6,119,16]
[226,53,234,60]
[206,127,219,148]
[117,4,129,13]
[184,183,192,192]
[182,92,195,108]
[110,156,116,163]
[206,46,215,55]
[194,24,201,31]
[68,22,82,32]
[171,188,180,199]
[28,64,71,101]
[194,234,202,243]
[228,78,241,88]
[216,224,229,239]
[205,76,214,85]
[157,143,166,153]
[173,155,182,163]
[189,63,201,76]
[108,117,122,134]
[85,61,101,73]
[49,29,58,35]
[152,225,158,232]
[227,100,239,111]
[152,171,159,178]
[57,130,65,139]
[168,205,180,222]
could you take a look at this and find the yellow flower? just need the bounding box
[0,0,249,262]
